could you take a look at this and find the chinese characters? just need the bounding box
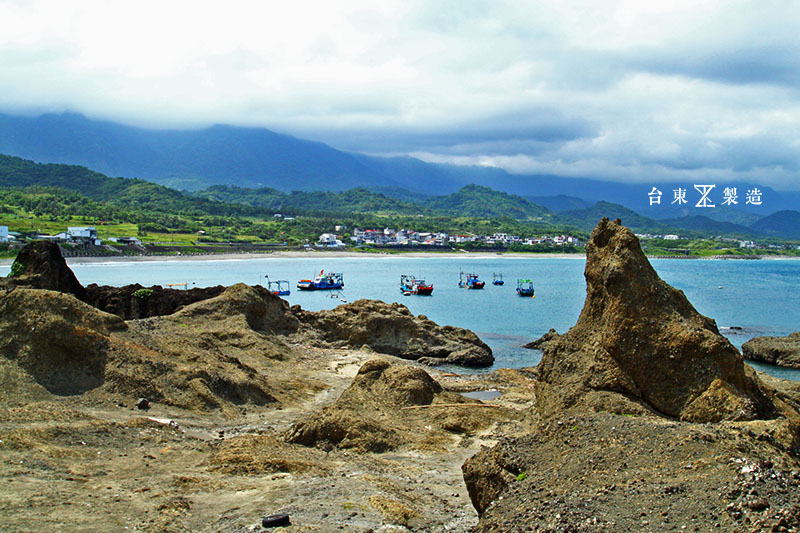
[648,185,763,207]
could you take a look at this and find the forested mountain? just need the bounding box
[424,185,552,220]
[0,113,408,192]
[660,216,760,238]
[3,152,799,240]
[750,211,800,239]
[0,154,252,217]
[555,201,675,234]
[3,112,800,218]
[194,185,429,216]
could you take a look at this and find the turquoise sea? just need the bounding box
[3,255,799,381]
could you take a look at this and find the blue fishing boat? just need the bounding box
[492,273,505,286]
[297,270,344,291]
[458,271,485,289]
[516,279,535,298]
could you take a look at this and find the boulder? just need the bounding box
[171,283,300,334]
[522,328,560,350]
[742,332,800,369]
[297,299,493,367]
[285,359,441,452]
[2,241,85,298]
[534,217,776,423]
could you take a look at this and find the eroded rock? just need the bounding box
[2,241,85,298]
[0,288,126,395]
[286,358,508,453]
[742,332,800,369]
[83,283,227,320]
[462,218,800,531]
[535,217,776,423]
[297,299,494,367]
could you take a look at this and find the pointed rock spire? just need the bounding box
[536,218,776,422]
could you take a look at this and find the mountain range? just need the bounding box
[2,112,799,219]
[0,112,798,239]
[3,153,797,239]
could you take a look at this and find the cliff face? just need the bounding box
[536,217,775,423]
[82,283,227,320]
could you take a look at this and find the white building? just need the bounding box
[67,226,102,245]
[0,226,8,243]
[318,233,338,245]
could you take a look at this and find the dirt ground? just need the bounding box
[0,344,536,532]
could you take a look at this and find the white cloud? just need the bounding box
[1,0,799,189]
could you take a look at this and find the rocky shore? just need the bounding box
[1,223,799,532]
[743,332,800,369]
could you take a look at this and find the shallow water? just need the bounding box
[2,255,799,381]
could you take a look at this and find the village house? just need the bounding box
[317,233,345,247]
[109,236,143,246]
[67,226,102,246]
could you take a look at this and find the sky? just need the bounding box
[1,0,799,190]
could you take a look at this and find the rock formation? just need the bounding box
[743,332,800,369]
[534,217,776,423]
[1,243,494,415]
[462,218,800,531]
[2,240,86,298]
[82,283,227,320]
[5,242,492,367]
[522,327,559,350]
[296,299,493,367]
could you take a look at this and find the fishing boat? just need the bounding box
[400,274,434,295]
[458,271,485,289]
[492,273,505,286]
[297,270,344,291]
[516,279,535,298]
[267,280,291,296]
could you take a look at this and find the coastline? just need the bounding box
[1,250,796,267]
[0,250,587,267]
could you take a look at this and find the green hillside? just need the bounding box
[194,185,429,216]
[555,201,674,233]
[0,154,249,217]
[749,210,800,240]
[661,215,760,238]
[425,184,551,220]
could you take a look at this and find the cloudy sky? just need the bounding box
[1,0,799,189]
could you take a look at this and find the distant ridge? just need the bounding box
[749,210,800,240]
[660,215,761,238]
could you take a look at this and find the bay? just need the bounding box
[2,255,799,381]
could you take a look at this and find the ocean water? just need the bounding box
[2,255,799,381]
